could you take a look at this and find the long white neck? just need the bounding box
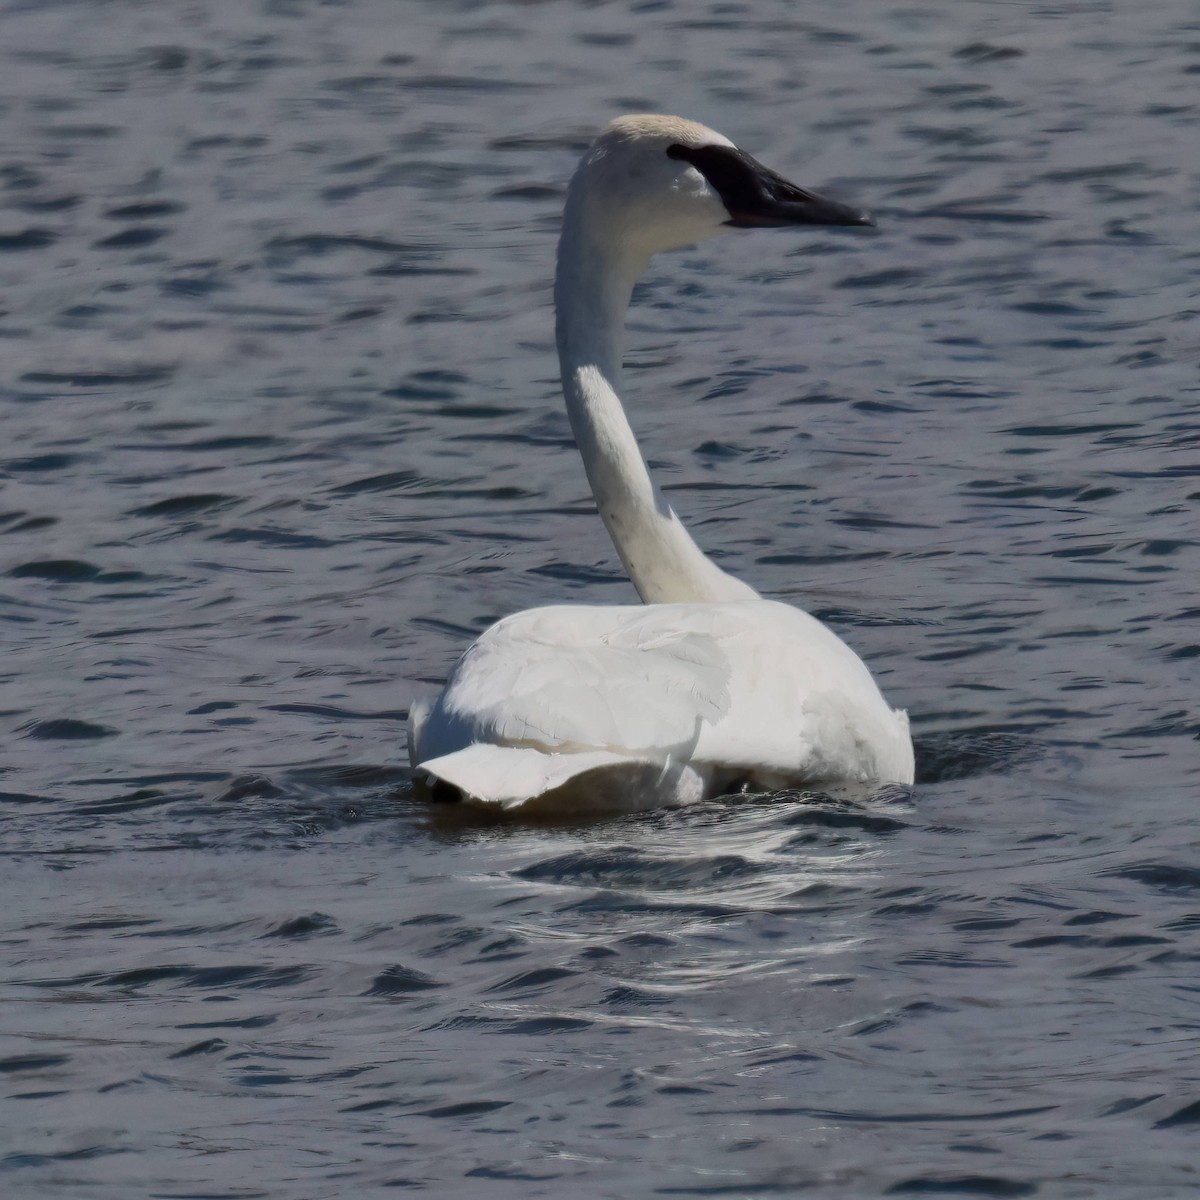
[554,222,758,604]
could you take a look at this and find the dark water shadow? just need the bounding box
[915,729,1044,784]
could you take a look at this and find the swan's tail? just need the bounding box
[417,744,708,813]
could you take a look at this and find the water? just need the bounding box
[2,0,1198,1194]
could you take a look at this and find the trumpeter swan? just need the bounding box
[409,114,913,812]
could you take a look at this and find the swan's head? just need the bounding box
[563,114,871,262]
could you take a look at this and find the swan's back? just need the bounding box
[412,600,912,810]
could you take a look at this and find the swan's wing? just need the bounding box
[417,604,733,761]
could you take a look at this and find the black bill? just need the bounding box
[667,142,872,228]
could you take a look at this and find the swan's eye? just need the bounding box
[667,143,758,197]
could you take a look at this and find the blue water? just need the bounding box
[1,0,1198,1195]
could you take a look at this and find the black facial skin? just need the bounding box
[666,143,872,228]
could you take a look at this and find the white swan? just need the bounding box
[408,114,913,812]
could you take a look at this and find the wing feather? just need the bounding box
[416,605,732,761]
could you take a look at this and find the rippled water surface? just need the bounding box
[2,0,1199,1195]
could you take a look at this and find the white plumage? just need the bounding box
[409,115,914,812]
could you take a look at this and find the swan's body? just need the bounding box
[409,115,913,811]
